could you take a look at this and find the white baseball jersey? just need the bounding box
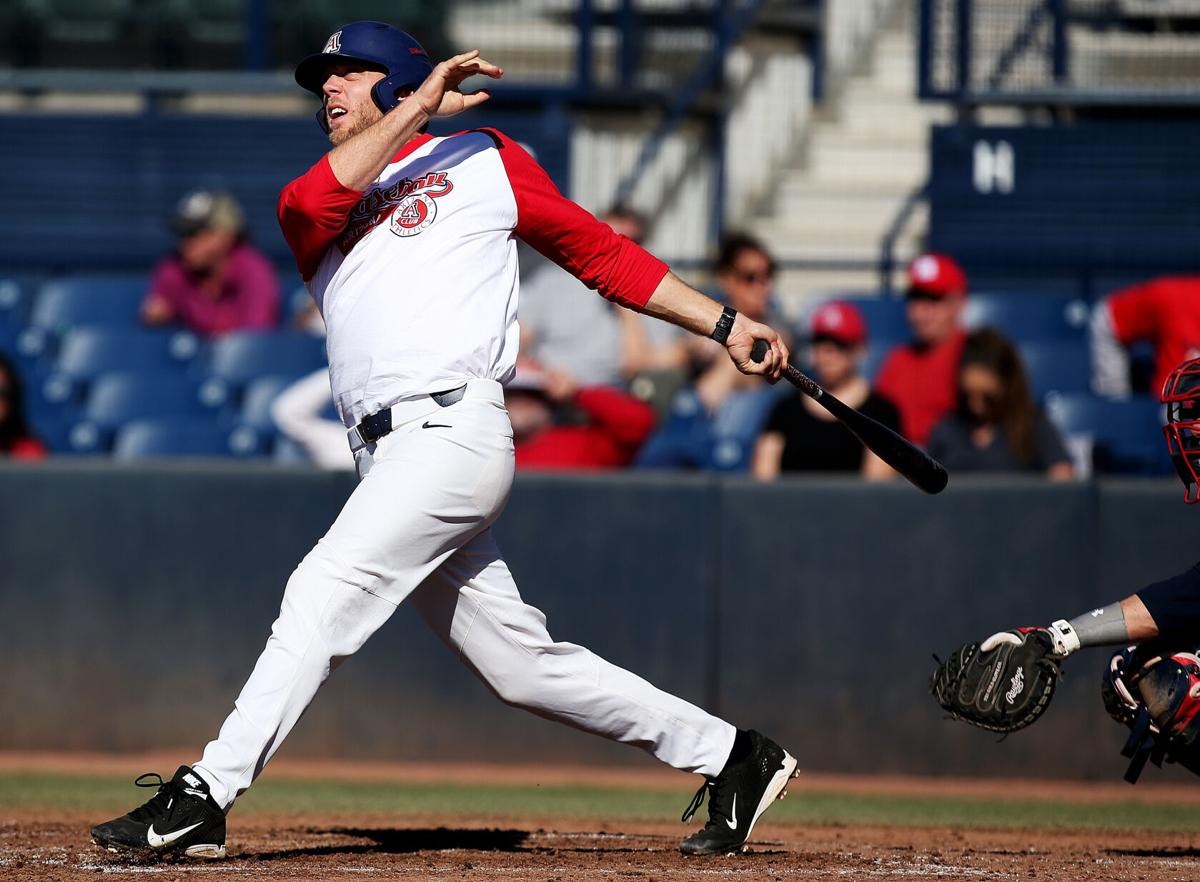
[278,128,668,427]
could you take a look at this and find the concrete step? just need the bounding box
[810,122,930,149]
[806,140,928,184]
[753,231,923,265]
[769,189,911,225]
[775,176,917,200]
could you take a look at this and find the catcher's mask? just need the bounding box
[295,21,433,134]
[1162,355,1200,503]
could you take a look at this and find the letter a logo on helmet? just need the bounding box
[295,21,433,133]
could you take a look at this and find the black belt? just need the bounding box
[355,384,467,445]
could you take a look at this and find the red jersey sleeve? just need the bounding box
[277,155,364,281]
[1107,280,1162,345]
[483,129,669,311]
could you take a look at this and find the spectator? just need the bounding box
[635,232,787,471]
[0,355,46,460]
[928,328,1073,479]
[518,206,686,387]
[1091,276,1200,397]
[753,301,899,480]
[510,368,656,470]
[142,190,281,337]
[875,252,968,447]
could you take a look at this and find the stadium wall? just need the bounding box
[0,463,1193,779]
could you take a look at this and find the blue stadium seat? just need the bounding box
[50,327,199,384]
[965,295,1092,342]
[31,275,147,332]
[1019,340,1092,398]
[835,296,910,344]
[0,277,32,329]
[239,374,299,434]
[83,372,224,429]
[207,331,326,390]
[113,418,264,460]
[1045,394,1171,475]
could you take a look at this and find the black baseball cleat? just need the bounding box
[91,765,226,859]
[679,729,798,856]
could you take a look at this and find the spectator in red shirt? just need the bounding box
[0,355,47,460]
[510,368,656,470]
[1091,276,1200,397]
[142,190,281,337]
[875,253,968,447]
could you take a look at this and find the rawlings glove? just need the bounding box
[931,628,1063,733]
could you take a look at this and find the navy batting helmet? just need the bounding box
[295,21,434,133]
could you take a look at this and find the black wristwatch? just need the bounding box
[711,306,737,345]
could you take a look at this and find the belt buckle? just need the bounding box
[431,384,467,407]
[357,408,393,444]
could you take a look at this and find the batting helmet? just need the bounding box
[1162,355,1200,503]
[295,21,434,133]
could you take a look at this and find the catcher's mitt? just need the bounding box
[931,629,1062,733]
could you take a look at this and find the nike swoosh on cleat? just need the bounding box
[726,794,738,830]
[421,421,451,429]
[146,821,203,848]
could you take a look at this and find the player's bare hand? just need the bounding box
[415,50,503,118]
[727,318,788,383]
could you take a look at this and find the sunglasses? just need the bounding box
[730,267,775,285]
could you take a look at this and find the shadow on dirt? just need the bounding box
[247,826,531,860]
[1106,847,1200,860]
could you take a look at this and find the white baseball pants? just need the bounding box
[193,379,734,809]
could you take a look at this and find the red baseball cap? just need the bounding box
[810,301,867,347]
[906,252,967,298]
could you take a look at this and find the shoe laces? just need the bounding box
[126,773,179,824]
[680,774,734,828]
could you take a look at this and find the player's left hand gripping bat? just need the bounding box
[751,339,949,494]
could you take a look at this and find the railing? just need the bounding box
[918,0,1200,105]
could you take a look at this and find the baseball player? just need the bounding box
[91,22,795,860]
[932,355,1200,777]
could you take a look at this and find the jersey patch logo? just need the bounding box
[337,171,454,253]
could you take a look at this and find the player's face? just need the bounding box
[321,63,388,145]
[718,248,774,321]
[906,294,962,346]
[810,339,860,388]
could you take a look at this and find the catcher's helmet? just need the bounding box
[295,21,433,133]
[1162,355,1200,503]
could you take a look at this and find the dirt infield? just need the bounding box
[4,754,1200,880]
[5,813,1200,881]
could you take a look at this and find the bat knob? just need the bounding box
[750,339,770,363]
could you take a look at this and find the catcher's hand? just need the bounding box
[931,629,1063,733]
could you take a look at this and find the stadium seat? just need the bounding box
[835,296,910,344]
[239,374,300,434]
[1018,340,1092,398]
[0,278,31,329]
[964,295,1092,342]
[31,275,147,332]
[82,372,223,430]
[207,331,327,390]
[50,327,199,384]
[1045,394,1171,475]
[113,418,264,460]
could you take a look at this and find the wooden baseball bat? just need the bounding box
[751,339,949,494]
